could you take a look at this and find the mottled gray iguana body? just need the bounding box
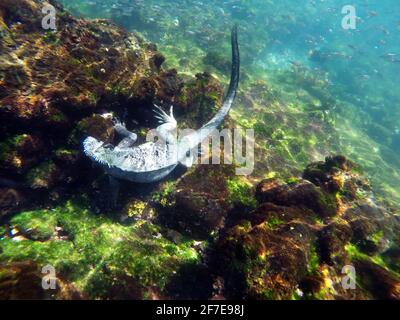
[83,26,239,203]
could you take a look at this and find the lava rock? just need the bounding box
[210,218,315,299]
[0,261,44,300]
[159,165,234,240]
[317,221,353,266]
[354,259,400,300]
[0,188,26,219]
[344,204,397,255]
[255,178,338,218]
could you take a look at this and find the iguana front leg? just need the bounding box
[153,105,177,145]
[113,119,138,148]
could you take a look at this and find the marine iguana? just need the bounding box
[83,25,239,204]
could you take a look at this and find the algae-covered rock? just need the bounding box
[0,134,47,175]
[382,248,400,273]
[176,72,224,126]
[255,178,338,219]
[210,221,314,299]
[344,204,398,255]
[317,221,353,266]
[26,160,65,189]
[208,156,400,300]
[354,259,400,300]
[71,114,115,145]
[0,188,26,219]
[0,200,200,299]
[158,164,235,240]
[10,210,57,241]
[0,261,45,300]
[0,260,85,300]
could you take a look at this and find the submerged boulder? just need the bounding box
[255,178,338,219]
[0,260,84,300]
[158,165,235,240]
[354,259,400,300]
[210,156,400,300]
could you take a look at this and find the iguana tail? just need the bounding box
[200,24,240,134]
[181,25,240,152]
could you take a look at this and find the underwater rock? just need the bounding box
[354,259,400,300]
[317,221,353,266]
[168,190,226,240]
[0,188,26,219]
[210,156,400,300]
[343,204,398,255]
[303,155,351,192]
[165,263,214,300]
[210,220,313,299]
[303,155,371,201]
[0,261,45,300]
[382,248,400,273]
[0,260,85,300]
[176,72,224,126]
[72,114,115,145]
[150,52,166,71]
[159,165,235,240]
[26,160,65,190]
[0,134,47,175]
[255,178,338,219]
[129,77,158,109]
[88,273,145,300]
[154,69,183,103]
[248,202,316,227]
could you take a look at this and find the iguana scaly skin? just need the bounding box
[83,26,240,187]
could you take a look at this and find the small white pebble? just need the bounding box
[295,288,304,297]
[12,236,26,242]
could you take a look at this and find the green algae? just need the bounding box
[152,180,176,208]
[345,243,389,271]
[266,217,284,229]
[0,134,27,161]
[0,226,6,238]
[0,141,11,163]
[10,210,57,241]
[307,244,320,275]
[26,161,57,189]
[42,31,60,45]
[54,148,77,157]
[0,200,200,298]
[226,177,257,209]
[369,231,385,247]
